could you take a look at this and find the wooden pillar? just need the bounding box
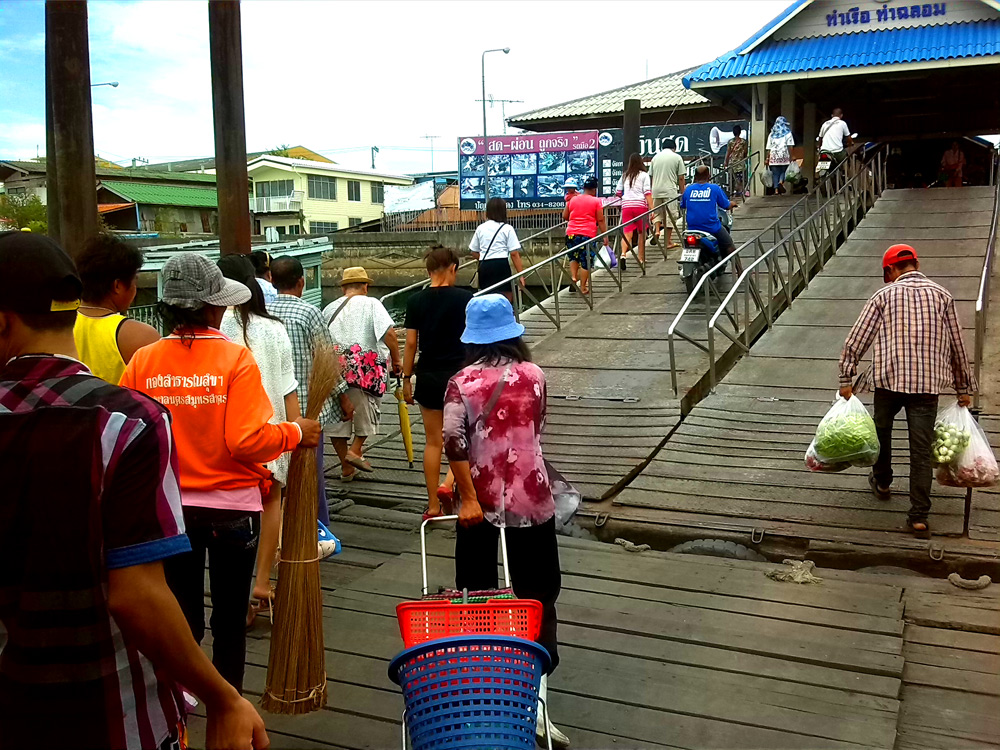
[749,83,769,197]
[208,0,251,256]
[780,83,796,134]
[45,1,97,258]
[623,99,641,165]
[803,102,818,193]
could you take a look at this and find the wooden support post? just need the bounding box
[45,1,97,258]
[623,99,641,165]
[803,102,818,194]
[749,83,768,197]
[208,0,251,256]
[780,83,796,134]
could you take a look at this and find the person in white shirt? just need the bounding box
[615,153,653,266]
[818,108,853,166]
[469,198,525,302]
[648,138,686,249]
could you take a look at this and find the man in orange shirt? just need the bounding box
[122,253,321,693]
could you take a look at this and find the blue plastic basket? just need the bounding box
[388,635,551,750]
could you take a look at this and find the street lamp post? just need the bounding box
[91,81,119,87]
[481,47,509,206]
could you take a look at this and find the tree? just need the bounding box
[0,193,48,233]
[267,144,294,157]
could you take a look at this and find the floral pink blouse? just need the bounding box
[443,360,554,527]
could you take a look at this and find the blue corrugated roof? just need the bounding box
[685,18,1000,86]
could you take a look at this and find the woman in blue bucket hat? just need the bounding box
[442,294,569,748]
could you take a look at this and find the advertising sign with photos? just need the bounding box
[457,131,599,210]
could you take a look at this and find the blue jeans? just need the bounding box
[770,165,788,186]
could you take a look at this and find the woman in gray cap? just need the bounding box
[122,252,322,693]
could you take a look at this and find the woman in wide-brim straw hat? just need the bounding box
[442,293,569,748]
[322,266,402,477]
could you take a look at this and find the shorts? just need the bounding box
[414,368,458,411]
[567,235,598,267]
[328,387,381,439]
[654,200,680,232]
[621,205,649,235]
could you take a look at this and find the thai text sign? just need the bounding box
[457,132,598,210]
[827,3,947,28]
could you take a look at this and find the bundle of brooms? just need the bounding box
[261,345,340,715]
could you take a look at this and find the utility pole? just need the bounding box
[421,135,439,172]
[45,0,98,257]
[208,0,251,256]
[476,96,524,135]
[371,146,379,170]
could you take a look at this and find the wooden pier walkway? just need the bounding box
[186,515,1000,750]
[610,187,1000,562]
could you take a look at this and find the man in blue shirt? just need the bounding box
[680,165,734,254]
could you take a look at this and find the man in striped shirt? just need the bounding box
[838,244,975,537]
[0,233,268,750]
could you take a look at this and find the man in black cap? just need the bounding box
[0,232,268,750]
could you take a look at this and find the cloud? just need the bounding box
[1,0,790,174]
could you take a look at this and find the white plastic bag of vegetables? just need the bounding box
[804,395,880,472]
[933,403,999,488]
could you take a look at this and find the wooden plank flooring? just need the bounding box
[612,187,999,555]
[183,518,999,750]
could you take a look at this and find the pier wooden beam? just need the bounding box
[44,1,97,257]
[208,0,251,256]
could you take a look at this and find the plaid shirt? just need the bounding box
[268,294,347,426]
[0,355,189,749]
[839,271,976,395]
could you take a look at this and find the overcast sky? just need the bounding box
[0,0,790,175]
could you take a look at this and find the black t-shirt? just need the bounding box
[405,286,474,373]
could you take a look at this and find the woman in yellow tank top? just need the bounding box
[73,235,160,383]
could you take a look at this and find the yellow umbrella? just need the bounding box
[394,377,415,467]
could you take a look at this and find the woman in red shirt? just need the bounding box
[562,177,609,295]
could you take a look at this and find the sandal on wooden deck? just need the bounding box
[907,518,931,539]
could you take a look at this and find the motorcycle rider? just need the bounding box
[818,108,853,167]
[679,165,734,257]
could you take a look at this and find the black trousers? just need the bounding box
[872,388,938,522]
[455,517,561,672]
[165,506,259,693]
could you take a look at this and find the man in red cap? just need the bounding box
[839,244,975,537]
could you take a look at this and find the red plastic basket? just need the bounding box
[396,598,543,648]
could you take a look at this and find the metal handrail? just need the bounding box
[699,146,886,391]
[378,219,571,307]
[973,154,1000,409]
[473,194,683,332]
[665,144,882,394]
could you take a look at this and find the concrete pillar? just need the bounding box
[803,102,818,193]
[208,0,251,256]
[623,99,641,166]
[45,1,97,258]
[749,83,768,196]
[780,83,796,134]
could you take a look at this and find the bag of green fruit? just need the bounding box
[934,404,999,488]
[805,394,880,472]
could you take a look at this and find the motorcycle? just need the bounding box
[816,133,858,180]
[679,206,732,295]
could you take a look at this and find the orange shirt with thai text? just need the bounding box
[121,329,300,498]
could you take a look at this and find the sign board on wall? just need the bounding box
[457,132,598,210]
[771,0,993,40]
[596,122,749,197]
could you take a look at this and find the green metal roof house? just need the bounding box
[97,180,220,236]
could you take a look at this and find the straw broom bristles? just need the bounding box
[262,344,341,715]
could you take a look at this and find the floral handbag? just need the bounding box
[328,296,388,398]
[337,343,388,398]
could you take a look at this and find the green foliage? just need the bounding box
[814,412,879,462]
[0,193,48,232]
[267,144,294,157]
